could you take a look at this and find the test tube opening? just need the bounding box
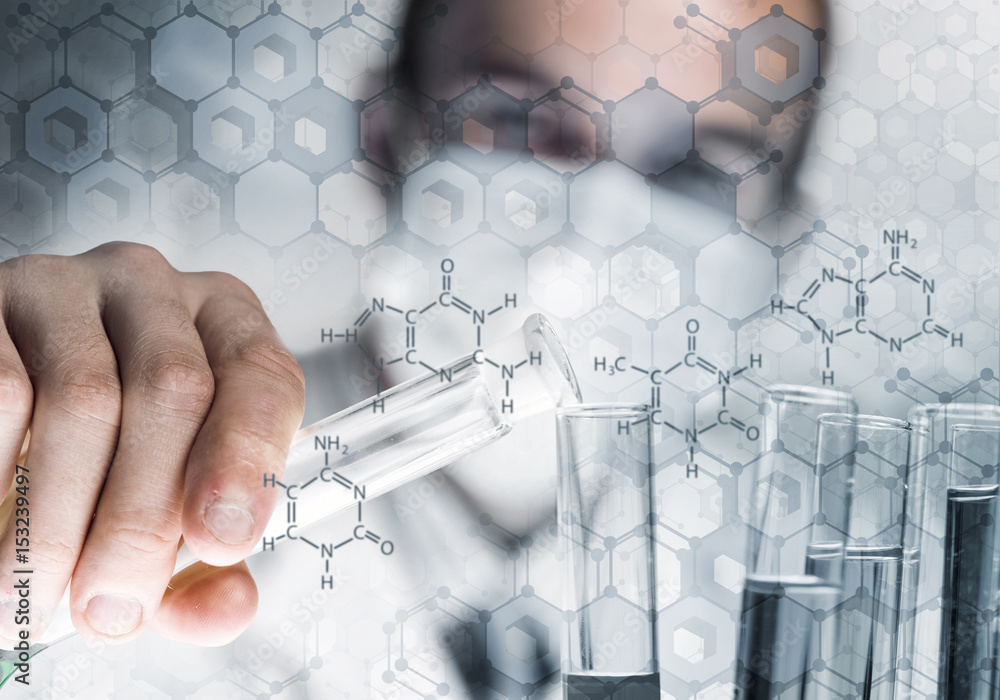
[899,403,1000,700]
[479,314,583,422]
[556,403,658,698]
[821,414,911,700]
[735,386,857,700]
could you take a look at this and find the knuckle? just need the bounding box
[204,271,259,303]
[102,515,180,560]
[29,533,79,574]
[6,252,56,272]
[218,422,290,471]
[230,340,305,401]
[54,366,122,425]
[91,241,170,270]
[0,366,33,419]
[139,351,215,414]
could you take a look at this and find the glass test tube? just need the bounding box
[557,404,659,699]
[734,385,857,700]
[897,404,1000,700]
[823,415,910,700]
[30,313,582,648]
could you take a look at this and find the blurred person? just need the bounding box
[376,0,831,694]
[0,0,828,694]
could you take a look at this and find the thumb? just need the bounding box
[151,560,258,647]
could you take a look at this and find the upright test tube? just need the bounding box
[823,415,910,700]
[29,313,582,648]
[557,404,658,699]
[898,403,1000,700]
[734,385,857,700]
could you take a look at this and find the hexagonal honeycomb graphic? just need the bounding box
[195,90,272,172]
[274,86,357,176]
[755,34,800,84]
[152,14,232,101]
[235,14,316,101]
[254,34,297,82]
[3,0,996,698]
[110,98,180,173]
[25,87,107,173]
[43,106,88,154]
[721,11,822,120]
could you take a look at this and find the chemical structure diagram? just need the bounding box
[331,257,521,397]
[583,222,977,483]
[262,471,395,592]
[3,0,994,696]
[259,258,528,590]
[592,316,763,479]
[771,226,964,387]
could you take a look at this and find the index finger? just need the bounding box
[180,273,305,566]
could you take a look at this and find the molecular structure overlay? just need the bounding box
[260,258,529,590]
[0,0,994,697]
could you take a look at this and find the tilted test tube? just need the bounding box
[27,313,582,650]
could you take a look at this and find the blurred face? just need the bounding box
[399,0,827,188]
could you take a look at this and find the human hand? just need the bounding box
[0,242,305,648]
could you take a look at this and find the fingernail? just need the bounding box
[0,599,23,641]
[85,594,142,637]
[204,499,255,545]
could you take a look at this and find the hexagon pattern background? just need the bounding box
[0,0,996,697]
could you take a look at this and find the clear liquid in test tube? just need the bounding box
[24,313,582,652]
[821,415,911,700]
[897,404,1000,700]
[556,404,659,699]
[734,385,857,700]
[939,424,1000,700]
